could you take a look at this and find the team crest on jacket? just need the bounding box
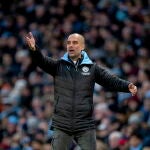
[82,66,90,75]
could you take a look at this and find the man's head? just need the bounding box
[66,33,85,61]
[109,131,122,149]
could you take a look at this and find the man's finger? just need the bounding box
[25,36,30,43]
[29,32,33,38]
[24,36,31,46]
[132,87,137,96]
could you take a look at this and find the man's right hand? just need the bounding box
[25,32,36,51]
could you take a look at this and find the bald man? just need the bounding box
[25,32,137,150]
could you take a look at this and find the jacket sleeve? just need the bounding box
[29,46,58,76]
[94,64,130,92]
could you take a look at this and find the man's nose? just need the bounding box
[69,43,73,47]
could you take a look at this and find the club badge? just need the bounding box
[82,66,90,75]
[82,66,89,72]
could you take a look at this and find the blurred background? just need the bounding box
[0,0,150,149]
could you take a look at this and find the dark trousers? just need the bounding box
[51,128,96,150]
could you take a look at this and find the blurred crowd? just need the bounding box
[0,0,150,149]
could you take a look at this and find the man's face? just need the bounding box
[66,34,85,60]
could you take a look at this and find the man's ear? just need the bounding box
[82,44,85,50]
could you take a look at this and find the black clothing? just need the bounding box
[30,49,130,134]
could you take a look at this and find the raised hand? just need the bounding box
[25,32,36,51]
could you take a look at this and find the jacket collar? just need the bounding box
[61,50,93,65]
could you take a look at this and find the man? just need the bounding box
[108,131,122,150]
[25,32,137,150]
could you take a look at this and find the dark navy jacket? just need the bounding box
[30,49,130,134]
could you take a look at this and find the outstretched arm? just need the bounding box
[95,65,137,96]
[25,32,58,76]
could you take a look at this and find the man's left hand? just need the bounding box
[128,83,137,96]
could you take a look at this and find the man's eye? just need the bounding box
[73,41,78,44]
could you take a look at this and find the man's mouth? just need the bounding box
[69,49,74,53]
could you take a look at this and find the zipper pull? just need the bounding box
[75,59,80,71]
[75,65,78,71]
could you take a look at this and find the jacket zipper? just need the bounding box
[65,59,80,132]
[71,61,79,132]
[71,79,75,132]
